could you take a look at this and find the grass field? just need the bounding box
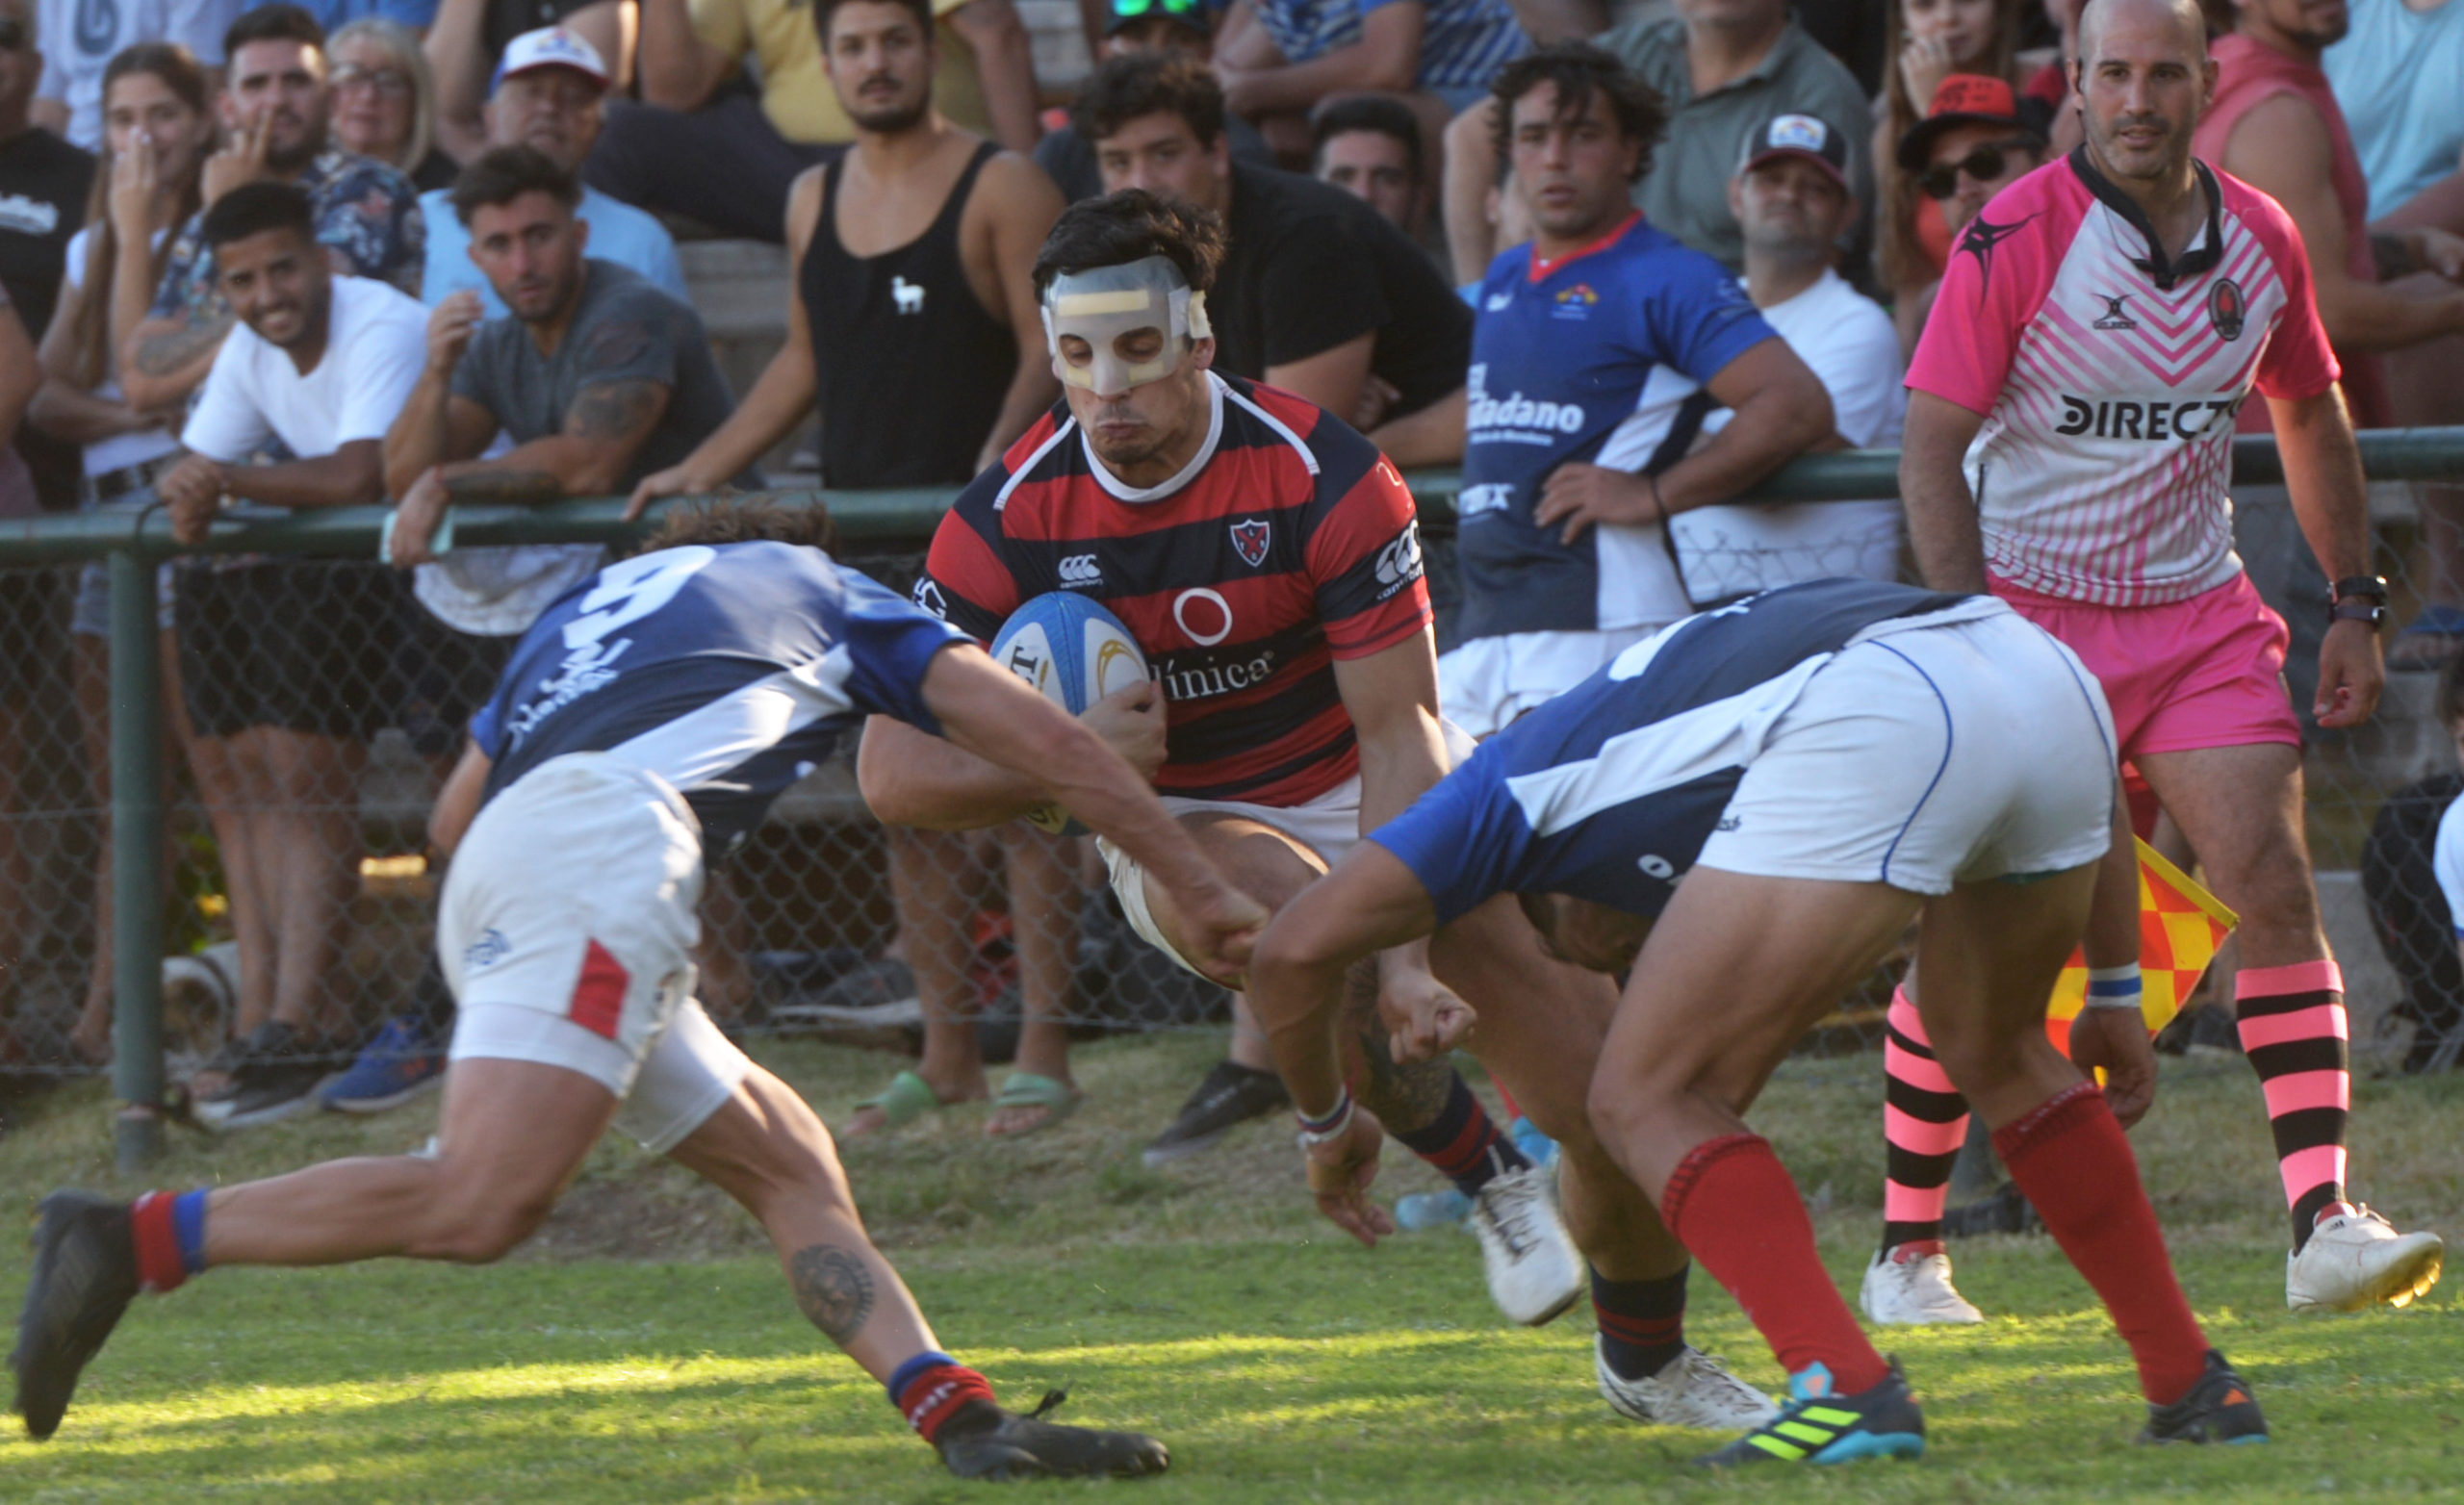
[2,1030,2461,1503]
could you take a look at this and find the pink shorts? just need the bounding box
[1992,572,2300,758]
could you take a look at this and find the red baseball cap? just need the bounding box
[1895,74,2043,170]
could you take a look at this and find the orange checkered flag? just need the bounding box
[2044,837,2237,1055]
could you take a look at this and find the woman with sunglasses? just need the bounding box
[1886,72,2048,355]
[1871,0,2040,349]
[25,43,218,1066]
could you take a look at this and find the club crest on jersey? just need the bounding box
[2208,277,2246,341]
[1229,518,1271,567]
[1552,283,1599,319]
[2092,293,2137,331]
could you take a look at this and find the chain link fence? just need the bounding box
[1,478,2458,1120]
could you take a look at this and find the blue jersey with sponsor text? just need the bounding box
[470,541,965,857]
[1458,215,1777,640]
[1371,578,1976,921]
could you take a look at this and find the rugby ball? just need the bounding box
[989,592,1151,835]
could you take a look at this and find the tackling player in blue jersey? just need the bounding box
[1248,578,2271,1465]
[1440,43,1834,741]
[12,502,1267,1481]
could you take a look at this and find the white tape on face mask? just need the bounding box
[1040,254,1211,395]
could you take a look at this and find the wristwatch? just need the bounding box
[2329,574,2389,628]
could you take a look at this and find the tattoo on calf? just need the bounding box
[790,1244,877,1342]
[1348,963,1454,1135]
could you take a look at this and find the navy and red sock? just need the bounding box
[1591,1264,1687,1381]
[1388,1073,1530,1198]
[887,1351,999,1444]
[130,1189,210,1293]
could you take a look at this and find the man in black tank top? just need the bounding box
[629,0,1063,499]
[627,0,1082,1143]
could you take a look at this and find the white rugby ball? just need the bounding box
[989,592,1150,835]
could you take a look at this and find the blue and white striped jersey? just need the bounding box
[471,542,966,857]
[1370,579,1981,922]
[1457,215,1777,640]
[1254,0,1527,90]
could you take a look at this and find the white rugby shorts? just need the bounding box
[1438,626,1664,740]
[1699,604,2118,893]
[439,752,750,1153]
[1101,724,1475,980]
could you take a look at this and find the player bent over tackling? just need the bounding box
[1248,578,2268,1464]
[12,503,1267,1480]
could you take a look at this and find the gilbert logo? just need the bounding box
[2092,293,2137,331]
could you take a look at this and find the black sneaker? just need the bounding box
[2140,1349,2269,1445]
[935,1390,1168,1481]
[1142,1060,1288,1167]
[11,1192,140,1440]
[193,1023,324,1132]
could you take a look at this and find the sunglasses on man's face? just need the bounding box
[0,16,28,51]
[1920,140,2037,199]
[1111,0,1203,20]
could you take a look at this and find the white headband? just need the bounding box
[1040,254,1212,395]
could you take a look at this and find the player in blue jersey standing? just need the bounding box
[1442,43,1835,741]
[1248,579,2271,1465]
[12,502,1267,1481]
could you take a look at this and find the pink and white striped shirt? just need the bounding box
[1906,150,2340,607]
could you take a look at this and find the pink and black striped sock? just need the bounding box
[2235,960,2350,1250]
[1591,1263,1687,1380]
[1880,988,1969,1253]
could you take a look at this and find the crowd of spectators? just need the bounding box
[1,0,2462,1128]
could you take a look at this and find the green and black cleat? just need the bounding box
[935,1390,1170,1481]
[2141,1350,2269,1445]
[11,1191,141,1440]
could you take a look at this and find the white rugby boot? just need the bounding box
[2285,1205,2444,1312]
[1595,1339,1781,1430]
[1859,1243,1985,1326]
[1469,1163,1583,1326]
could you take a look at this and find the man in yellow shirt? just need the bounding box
[583,0,1041,240]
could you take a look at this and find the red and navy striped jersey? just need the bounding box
[915,372,1432,805]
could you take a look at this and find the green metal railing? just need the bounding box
[14,426,2464,1167]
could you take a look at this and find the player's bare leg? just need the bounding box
[1425,896,1777,1429]
[1140,814,1583,1327]
[2137,742,2444,1308]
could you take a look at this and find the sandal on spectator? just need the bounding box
[845,1069,952,1136]
[2387,604,2464,671]
[986,1072,1083,1137]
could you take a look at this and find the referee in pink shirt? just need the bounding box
[1896,0,2443,1317]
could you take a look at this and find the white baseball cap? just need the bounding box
[491,26,609,93]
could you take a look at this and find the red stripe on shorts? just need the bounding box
[570,940,629,1040]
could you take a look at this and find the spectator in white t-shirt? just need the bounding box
[152,179,427,1131]
[1674,113,1903,605]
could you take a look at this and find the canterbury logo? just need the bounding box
[1058,553,1101,588]
[1373,528,1424,598]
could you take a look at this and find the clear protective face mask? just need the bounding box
[1040,254,1212,397]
